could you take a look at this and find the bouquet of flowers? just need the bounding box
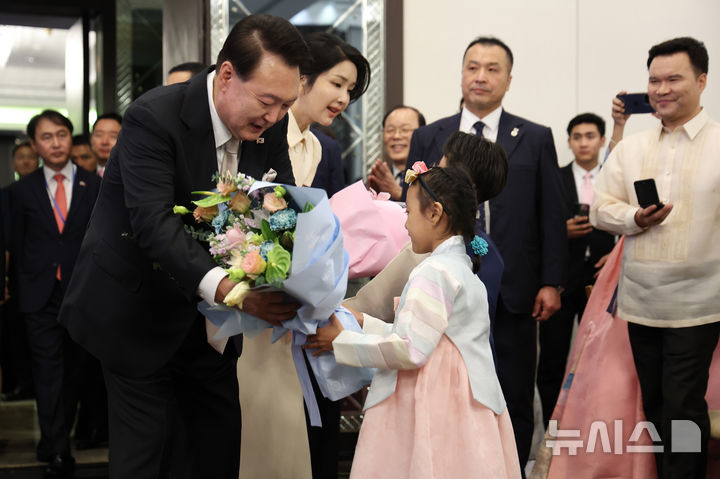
[328,180,410,278]
[174,172,373,425]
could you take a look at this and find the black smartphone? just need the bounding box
[617,93,655,114]
[575,202,590,217]
[634,179,664,210]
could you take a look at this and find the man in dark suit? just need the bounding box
[537,113,616,428]
[403,37,567,471]
[10,110,101,477]
[58,15,309,478]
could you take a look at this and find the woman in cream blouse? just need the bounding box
[237,32,370,479]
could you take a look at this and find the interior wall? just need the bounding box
[403,0,720,166]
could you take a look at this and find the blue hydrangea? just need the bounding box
[211,208,230,234]
[269,208,297,231]
[260,241,275,260]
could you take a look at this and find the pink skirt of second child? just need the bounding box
[350,335,521,478]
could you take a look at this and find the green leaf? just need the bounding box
[254,275,267,287]
[261,219,277,241]
[302,201,315,213]
[266,244,291,284]
[192,193,231,208]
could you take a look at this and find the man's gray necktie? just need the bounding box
[221,137,240,175]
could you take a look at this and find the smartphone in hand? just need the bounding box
[634,179,664,210]
[575,202,590,218]
[617,93,655,114]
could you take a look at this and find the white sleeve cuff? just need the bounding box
[362,314,393,336]
[197,266,227,306]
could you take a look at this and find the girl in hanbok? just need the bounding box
[308,164,521,478]
[236,32,370,479]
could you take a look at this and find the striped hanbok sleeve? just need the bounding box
[333,262,461,370]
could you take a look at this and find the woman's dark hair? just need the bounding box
[413,166,481,273]
[442,131,508,203]
[302,32,371,103]
[217,14,310,80]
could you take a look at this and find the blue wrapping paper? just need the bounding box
[198,182,373,425]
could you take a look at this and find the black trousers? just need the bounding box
[628,321,720,479]
[75,349,108,444]
[537,287,587,428]
[493,298,537,472]
[24,281,81,459]
[103,316,241,479]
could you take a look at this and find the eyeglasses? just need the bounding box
[383,126,415,136]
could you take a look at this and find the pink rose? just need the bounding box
[229,191,251,213]
[263,194,287,213]
[241,250,267,275]
[225,224,246,250]
[193,205,218,223]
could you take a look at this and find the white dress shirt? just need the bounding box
[198,71,238,305]
[459,105,502,142]
[591,109,720,327]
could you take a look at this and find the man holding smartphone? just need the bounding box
[591,37,720,479]
[537,113,615,428]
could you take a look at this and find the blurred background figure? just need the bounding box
[167,62,206,85]
[366,105,425,200]
[70,135,98,173]
[11,142,40,181]
[89,113,122,177]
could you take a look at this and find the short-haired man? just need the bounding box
[70,134,98,173]
[89,113,122,177]
[592,37,719,478]
[167,61,206,85]
[367,105,426,199]
[58,14,309,478]
[9,110,101,476]
[402,36,567,470]
[537,113,615,428]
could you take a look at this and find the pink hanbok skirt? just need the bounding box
[350,335,521,478]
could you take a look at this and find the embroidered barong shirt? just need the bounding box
[591,109,720,328]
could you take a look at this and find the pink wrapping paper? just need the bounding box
[329,181,409,279]
[539,238,720,478]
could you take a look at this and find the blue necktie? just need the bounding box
[473,120,486,138]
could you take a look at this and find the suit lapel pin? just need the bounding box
[79,180,86,187]
[256,137,264,144]
[511,127,519,137]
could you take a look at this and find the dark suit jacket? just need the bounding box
[310,128,345,197]
[404,111,568,314]
[58,70,294,377]
[560,163,615,291]
[9,166,101,313]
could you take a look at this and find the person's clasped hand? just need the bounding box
[303,314,345,356]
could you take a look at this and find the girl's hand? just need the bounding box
[304,314,345,356]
